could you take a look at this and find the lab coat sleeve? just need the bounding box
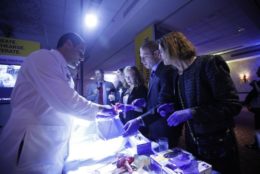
[25,50,99,120]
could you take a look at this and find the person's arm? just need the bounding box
[190,55,242,123]
[122,66,177,137]
[26,50,100,120]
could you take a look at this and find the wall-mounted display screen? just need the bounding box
[0,64,21,103]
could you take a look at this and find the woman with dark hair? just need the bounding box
[157,31,242,174]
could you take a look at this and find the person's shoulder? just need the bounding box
[27,49,53,62]
[159,64,176,78]
[199,55,230,73]
[157,62,172,72]
[26,49,60,68]
[198,55,225,63]
[29,49,51,57]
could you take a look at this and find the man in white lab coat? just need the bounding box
[0,33,113,174]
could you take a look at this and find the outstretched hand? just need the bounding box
[167,108,193,126]
[96,105,117,118]
[102,105,114,110]
[132,98,146,108]
[115,103,135,113]
[122,118,141,137]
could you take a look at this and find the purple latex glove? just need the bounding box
[157,103,174,117]
[132,98,146,108]
[167,108,193,126]
[102,107,117,115]
[97,107,117,118]
[116,103,135,112]
[122,118,141,137]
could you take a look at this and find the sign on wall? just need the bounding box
[0,37,40,56]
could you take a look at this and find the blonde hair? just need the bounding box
[157,31,196,60]
[124,66,144,86]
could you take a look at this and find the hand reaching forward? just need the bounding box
[167,108,193,126]
[132,98,146,108]
[122,118,141,137]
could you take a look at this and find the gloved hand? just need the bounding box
[122,118,141,137]
[132,98,146,108]
[157,103,174,117]
[115,103,135,113]
[102,105,114,110]
[167,108,193,126]
[97,105,117,118]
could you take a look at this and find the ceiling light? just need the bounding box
[84,13,98,29]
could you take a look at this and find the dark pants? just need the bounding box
[186,129,240,174]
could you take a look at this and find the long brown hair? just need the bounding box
[157,31,196,60]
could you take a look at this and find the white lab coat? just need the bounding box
[0,49,100,174]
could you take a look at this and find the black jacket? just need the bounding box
[141,62,182,142]
[176,55,242,135]
[120,85,147,124]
